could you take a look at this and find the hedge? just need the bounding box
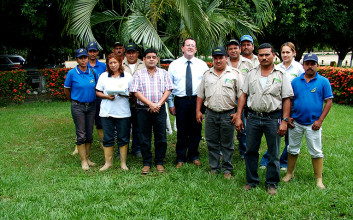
[0,69,30,105]
[1,65,352,105]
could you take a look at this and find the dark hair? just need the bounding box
[258,43,275,53]
[183,38,196,47]
[106,53,124,77]
[144,48,158,57]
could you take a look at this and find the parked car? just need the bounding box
[160,58,174,64]
[0,54,25,71]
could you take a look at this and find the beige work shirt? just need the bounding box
[241,65,293,113]
[227,56,253,79]
[122,57,145,75]
[197,66,243,112]
[242,55,260,67]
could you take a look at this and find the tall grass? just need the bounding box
[0,102,352,219]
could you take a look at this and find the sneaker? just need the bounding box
[259,165,266,169]
[280,167,287,171]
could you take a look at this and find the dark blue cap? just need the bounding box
[87,42,99,51]
[75,48,88,58]
[303,53,318,63]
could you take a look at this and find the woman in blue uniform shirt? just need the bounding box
[64,48,97,171]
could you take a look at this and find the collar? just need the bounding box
[75,65,90,74]
[300,72,318,81]
[182,55,195,64]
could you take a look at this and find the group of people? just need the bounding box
[64,35,333,195]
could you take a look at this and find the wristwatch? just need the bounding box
[157,102,161,107]
[283,118,289,122]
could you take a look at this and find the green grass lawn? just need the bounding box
[0,101,352,219]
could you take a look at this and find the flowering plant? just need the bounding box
[318,67,353,105]
[41,68,70,100]
[0,69,30,104]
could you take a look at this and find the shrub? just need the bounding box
[41,68,70,101]
[318,66,353,105]
[0,69,30,105]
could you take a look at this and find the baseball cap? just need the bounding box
[126,43,138,52]
[75,48,88,58]
[87,42,98,51]
[240,35,254,43]
[303,53,318,63]
[212,46,226,56]
[227,39,240,46]
[114,41,124,47]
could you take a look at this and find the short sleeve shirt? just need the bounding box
[130,67,174,106]
[96,72,132,118]
[291,73,333,125]
[64,66,96,103]
[227,56,253,79]
[197,66,243,112]
[278,60,305,83]
[242,65,294,112]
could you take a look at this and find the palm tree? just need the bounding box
[66,0,273,57]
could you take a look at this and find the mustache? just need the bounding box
[307,68,314,71]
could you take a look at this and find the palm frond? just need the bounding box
[69,0,99,47]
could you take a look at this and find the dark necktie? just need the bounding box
[186,60,192,96]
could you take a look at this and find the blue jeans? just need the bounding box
[174,96,202,162]
[260,134,288,168]
[136,105,167,166]
[71,101,96,145]
[101,117,130,147]
[245,111,281,188]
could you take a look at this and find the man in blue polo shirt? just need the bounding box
[87,42,107,150]
[282,53,333,190]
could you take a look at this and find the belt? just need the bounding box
[72,100,95,106]
[248,109,280,117]
[175,95,196,100]
[207,108,235,114]
[136,104,149,108]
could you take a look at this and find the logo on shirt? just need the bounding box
[241,69,248,73]
[225,79,233,84]
[90,79,94,83]
[273,78,281,83]
[311,87,317,93]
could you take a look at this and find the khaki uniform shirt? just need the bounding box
[227,56,253,79]
[197,66,243,112]
[122,57,145,76]
[242,65,293,113]
[242,55,260,67]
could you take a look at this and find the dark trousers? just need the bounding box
[245,111,281,188]
[174,96,202,162]
[71,101,96,145]
[101,117,130,147]
[130,106,141,154]
[94,99,102,129]
[205,109,235,173]
[136,105,167,166]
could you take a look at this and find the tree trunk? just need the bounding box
[337,49,349,67]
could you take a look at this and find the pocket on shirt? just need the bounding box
[268,83,281,97]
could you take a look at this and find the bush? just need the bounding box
[0,69,30,105]
[41,68,70,101]
[318,66,353,105]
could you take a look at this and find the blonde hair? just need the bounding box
[281,42,296,53]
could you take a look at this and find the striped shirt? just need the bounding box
[130,67,174,106]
